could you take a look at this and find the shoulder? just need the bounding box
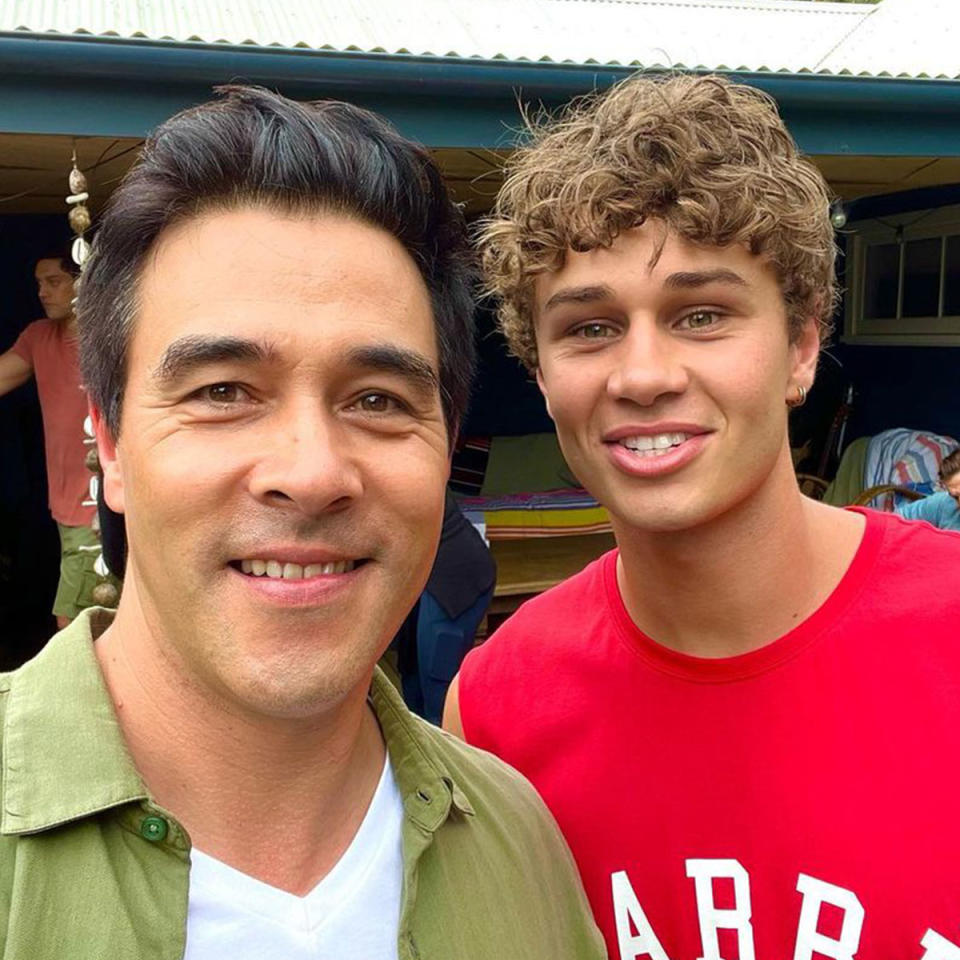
[405,715,606,957]
[897,492,951,521]
[871,505,960,553]
[460,549,614,692]
[856,507,960,603]
[8,319,49,355]
[476,549,613,653]
[412,714,580,851]
[20,318,53,341]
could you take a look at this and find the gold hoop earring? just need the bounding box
[787,385,807,408]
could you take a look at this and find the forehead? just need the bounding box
[134,207,436,365]
[35,259,71,280]
[534,221,778,309]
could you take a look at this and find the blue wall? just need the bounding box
[833,343,959,444]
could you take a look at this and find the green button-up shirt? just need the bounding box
[0,610,606,959]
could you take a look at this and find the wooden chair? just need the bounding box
[852,485,926,508]
[796,474,829,500]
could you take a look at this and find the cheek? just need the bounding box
[706,340,790,414]
[538,365,601,431]
[121,433,244,535]
[376,450,448,527]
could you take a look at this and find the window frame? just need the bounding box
[843,203,960,346]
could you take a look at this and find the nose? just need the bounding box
[248,399,364,517]
[605,319,690,406]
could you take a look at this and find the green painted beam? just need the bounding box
[2,33,960,155]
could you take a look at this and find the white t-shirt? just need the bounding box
[183,756,404,960]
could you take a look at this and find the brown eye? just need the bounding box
[358,393,396,413]
[204,383,241,404]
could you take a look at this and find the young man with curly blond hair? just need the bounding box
[445,73,960,960]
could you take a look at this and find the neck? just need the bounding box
[613,448,864,658]
[95,584,386,895]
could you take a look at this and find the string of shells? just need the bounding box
[70,151,119,609]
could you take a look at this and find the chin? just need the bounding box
[224,635,379,720]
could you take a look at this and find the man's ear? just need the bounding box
[790,317,821,394]
[535,368,554,421]
[91,404,125,515]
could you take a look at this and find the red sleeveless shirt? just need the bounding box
[460,510,960,960]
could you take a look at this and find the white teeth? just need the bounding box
[239,558,357,578]
[622,432,690,454]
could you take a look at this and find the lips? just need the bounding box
[603,424,712,478]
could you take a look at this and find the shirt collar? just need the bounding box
[368,667,475,831]
[2,609,474,836]
[2,608,146,835]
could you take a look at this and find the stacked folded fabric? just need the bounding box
[458,489,611,540]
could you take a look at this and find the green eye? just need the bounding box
[576,322,612,339]
[682,311,718,329]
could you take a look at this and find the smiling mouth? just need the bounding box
[618,432,693,457]
[229,558,367,580]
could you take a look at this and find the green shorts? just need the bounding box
[53,523,121,620]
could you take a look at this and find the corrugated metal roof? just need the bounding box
[0,0,956,80]
[818,0,960,78]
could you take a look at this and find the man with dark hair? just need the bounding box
[897,447,960,531]
[446,73,960,960]
[0,253,112,627]
[0,87,605,960]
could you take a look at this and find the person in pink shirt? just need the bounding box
[0,253,110,628]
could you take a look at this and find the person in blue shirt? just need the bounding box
[897,447,960,532]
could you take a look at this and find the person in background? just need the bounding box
[897,446,960,531]
[0,87,605,960]
[0,253,107,628]
[446,72,960,960]
[393,489,495,724]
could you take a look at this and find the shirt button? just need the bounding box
[140,815,169,843]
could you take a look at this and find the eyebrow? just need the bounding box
[541,284,616,314]
[663,269,748,290]
[346,344,440,397]
[152,335,279,386]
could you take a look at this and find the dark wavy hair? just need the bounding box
[78,85,476,443]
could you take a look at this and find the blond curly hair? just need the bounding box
[479,73,838,369]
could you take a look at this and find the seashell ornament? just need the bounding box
[67,149,91,269]
[92,581,120,608]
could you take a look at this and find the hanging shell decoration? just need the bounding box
[67,151,91,267]
[72,180,121,610]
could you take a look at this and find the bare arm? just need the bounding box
[442,673,466,739]
[0,349,33,397]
